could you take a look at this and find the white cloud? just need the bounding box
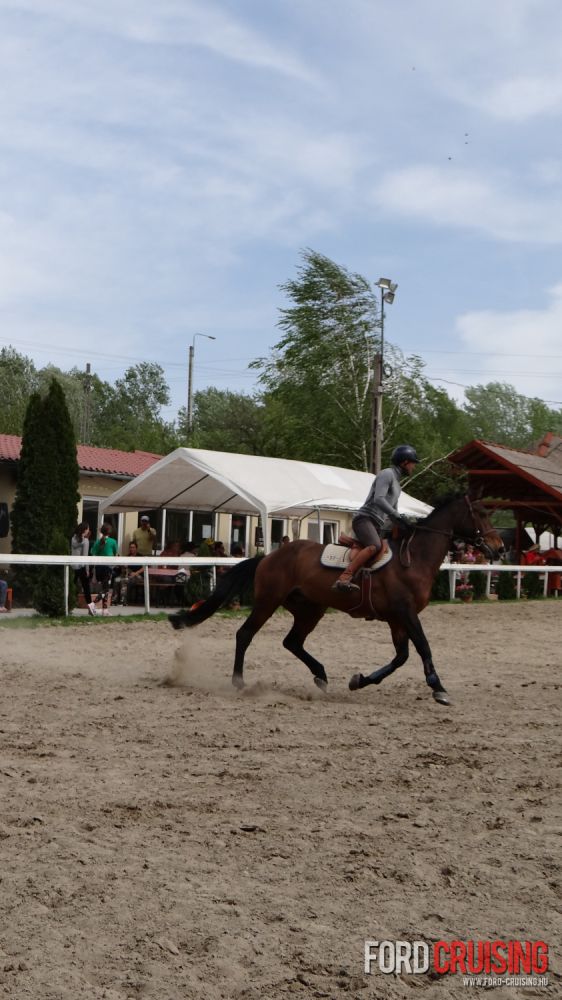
[3,0,320,84]
[455,284,562,403]
[484,76,562,121]
[373,165,562,244]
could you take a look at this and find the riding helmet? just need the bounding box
[391,444,420,466]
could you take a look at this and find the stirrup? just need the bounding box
[332,578,360,592]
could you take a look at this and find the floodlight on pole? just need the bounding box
[372,277,398,473]
[187,333,216,436]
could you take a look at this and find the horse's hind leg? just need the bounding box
[233,602,278,689]
[349,622,409,691]
[282,602,327,690]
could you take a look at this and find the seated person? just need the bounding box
[213,540,228,577]
[121,540,144,604]
[160,539,182,560]
[153,539,182,586]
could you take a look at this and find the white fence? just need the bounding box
[442,562,561,600]
[1,555,561,616]
[1,554,239,615]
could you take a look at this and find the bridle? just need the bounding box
[462,495,500,558]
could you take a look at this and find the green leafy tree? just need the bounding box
[185,388,290,456]
[462,382,562,448]
[94,362,179,453]
[252,249,382,468]
[11,379,80,614]
[253,249,465,476]
[0,347,38,434]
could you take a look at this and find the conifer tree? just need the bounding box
[11,379,80,614]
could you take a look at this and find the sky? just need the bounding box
[1,0,562,425]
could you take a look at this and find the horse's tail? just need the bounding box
[169,556,261,630]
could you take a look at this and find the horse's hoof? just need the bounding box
[349,673,365,691]
[432,689,451,706]
[232,675,244,690]
[314,677,328,693]
[169,613,187,631]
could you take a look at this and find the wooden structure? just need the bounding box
[448,432,562,560]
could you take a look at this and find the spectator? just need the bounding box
[121,540,144,605]
[160,539,182,559]
[0,576,8,613]
[133,515,157,556]
[91,523,118,615]
[231,544,244,557]
[71,521,96,616]
[213,541,227,576]
[281,535,291,546]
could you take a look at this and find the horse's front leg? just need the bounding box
[404,610,450,705]
[349,622,409,691]
[349,612,450,705]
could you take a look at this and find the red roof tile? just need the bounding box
[0,434,162,478]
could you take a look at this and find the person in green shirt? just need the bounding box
[91,523,118,614]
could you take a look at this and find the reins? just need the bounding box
[398,494,494,568]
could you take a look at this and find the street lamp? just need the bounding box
[187,333,216,435]
[372,277,398,473]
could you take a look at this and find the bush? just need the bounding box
[523,572,544,599]
[496,571,517,600]
[430,571,451,601]
[33,530,76,616]
[470,569,488,600]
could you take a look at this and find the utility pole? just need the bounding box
[371,353,383,474]
[371,278,398,474]
[80,362,92,444]
[187,343,194,435]
[187,334,216,437]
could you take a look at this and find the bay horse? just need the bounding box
[169,494,504,705]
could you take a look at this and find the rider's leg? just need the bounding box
[332,516,382,592]
[333,544,378,591]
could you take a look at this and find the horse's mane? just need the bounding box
[419,491,466,524]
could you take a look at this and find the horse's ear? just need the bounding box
[467,481,484,501]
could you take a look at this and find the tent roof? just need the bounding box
[101,447,430,520]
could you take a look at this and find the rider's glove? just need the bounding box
[394,514,411,527]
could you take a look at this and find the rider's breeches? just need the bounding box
[352,515,382,552]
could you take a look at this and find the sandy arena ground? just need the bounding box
[0,602,560,1000]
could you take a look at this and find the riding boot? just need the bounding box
[332,544,380,592]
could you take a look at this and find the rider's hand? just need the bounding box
[394,514,411,527]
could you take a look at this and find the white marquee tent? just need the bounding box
[101,448,430,546]
[101,448,431,549]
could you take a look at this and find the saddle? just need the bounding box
[320,538,393,572]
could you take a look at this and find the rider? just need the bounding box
[333,444,420,592]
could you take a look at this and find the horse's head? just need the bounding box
[457,494,505,560]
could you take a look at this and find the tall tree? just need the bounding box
[0,347,38,434]
[11,379,80,614]
[186,388,289,456]
[252,249,379,468]
[94,362,179,453]
[253,249,439,471]
[462,382,562,448]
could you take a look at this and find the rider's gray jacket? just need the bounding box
[356,464,405,529]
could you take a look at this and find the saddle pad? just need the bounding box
[321,544,393,572]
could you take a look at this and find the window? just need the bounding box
[192,511,214,546]
[307,519,339,544]
[270,518,286,549]
[230,514,248,554]
[165,511,191,549]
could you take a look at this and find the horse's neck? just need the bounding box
[414,510,454,571]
